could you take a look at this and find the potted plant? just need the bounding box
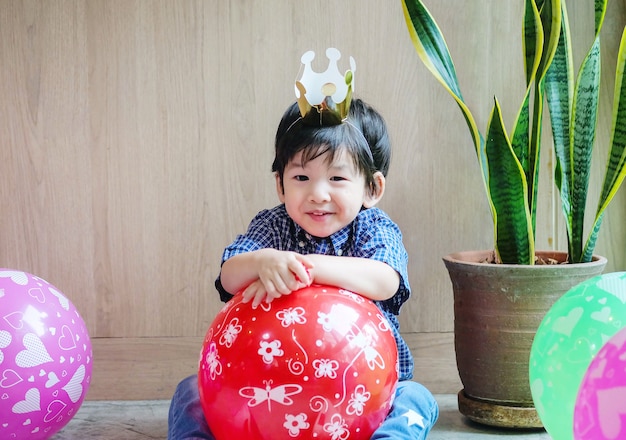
[401,0,626,428]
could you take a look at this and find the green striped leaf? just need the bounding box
[526,0,561,238]
[402,0,559,264]
[517,0,544,177]
[403,0,626,266]
[583,26,626,262]
[487,99,534,264]
[511,88,532,175]
[569,36,601,262]
[545,2,574,249]
[401,0,491,233]
[594,0,607,35]
[400,0,484,170]
[522,0,543,85]
[536,0,562,80]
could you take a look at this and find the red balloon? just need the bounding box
[198,284,398,440]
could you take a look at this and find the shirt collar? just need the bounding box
[292,220,352,256]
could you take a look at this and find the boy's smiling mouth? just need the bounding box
[308,210,332,218]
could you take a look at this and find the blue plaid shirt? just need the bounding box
[215,204,414,380]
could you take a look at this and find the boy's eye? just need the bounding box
[294,175,308,181]
[330,176,347,181]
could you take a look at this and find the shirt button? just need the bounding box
[299,241,305,248]
[336,249,343,256]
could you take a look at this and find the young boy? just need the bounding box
[168,51,439,439]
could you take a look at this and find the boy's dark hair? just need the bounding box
[272,98,391,196]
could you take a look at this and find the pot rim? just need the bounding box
[443,249,607,269]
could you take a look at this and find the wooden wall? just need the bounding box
[1,0,625,400]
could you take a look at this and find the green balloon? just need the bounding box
[529,272,626,440]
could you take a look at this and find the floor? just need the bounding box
[51,395,552,439]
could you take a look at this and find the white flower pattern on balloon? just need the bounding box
[219,318,242,348]
[317,310,334,332]
[317,304,360,335]
[346,384,371,416]
[312,358,339,379]
[283,412,310,437]
[204,342,223,380]
[258,340,284,364]
[338,288,364,304]
[348,330,385,370]
[276,307,307,327]
[324,413,350,440]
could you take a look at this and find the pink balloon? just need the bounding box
[0,269,92,439]
[198,284,398,440]
[574,326,626,440]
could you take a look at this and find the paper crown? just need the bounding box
[295,48,356,126]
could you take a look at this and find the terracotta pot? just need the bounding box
[443,250,607,428]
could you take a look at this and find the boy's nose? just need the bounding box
[309,183,331,203]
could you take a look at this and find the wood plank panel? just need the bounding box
[1,1,624,350]
[88,337,201,401]
[0,0,97,330]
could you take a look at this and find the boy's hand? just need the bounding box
[239,279,270,307]
[241,250,313,307]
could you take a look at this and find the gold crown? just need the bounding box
[295,48,356,126]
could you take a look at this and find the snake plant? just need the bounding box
[402,0,626,264]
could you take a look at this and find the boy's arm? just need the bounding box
[220,248,313,299]
[305,254,399,301]
[221,250,399,306]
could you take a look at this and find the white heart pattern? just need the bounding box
[0,270,29,286]
[28,287,45,303]
[0,334,11,347]
[44,399,67,423]
[597,386,626,438]
[597,273,626,303]
[49,287,70,311]
[46,372,60,388]
[16,333,54,368]
[0,330,11,365]
[3,311,24,330]
[62,364,85,403]
[12,388,41,414]
[1,369,24,388]
[58,325,77,350]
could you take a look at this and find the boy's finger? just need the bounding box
[241,288,253,303]
[291,264,311,286]
[242,281,264,305]
[251,289,265,308]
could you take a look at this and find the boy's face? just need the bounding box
[276,149,382,238]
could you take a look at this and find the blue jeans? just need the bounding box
[168,375,439,439]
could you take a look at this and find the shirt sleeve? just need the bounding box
[214,209,277,302]
[222,212,274,259]
[353,211,410,315]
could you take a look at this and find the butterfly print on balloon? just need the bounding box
[239,379,303,411]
